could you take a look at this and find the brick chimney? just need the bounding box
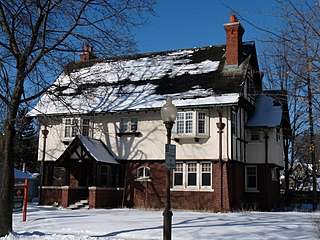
[224,15,245,66]
[80,44,94,61]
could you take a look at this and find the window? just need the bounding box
[231,110,237,135]
[197,112,206,134]
[201,163,212,186]
[120,117,138,133]
[64,118,79,138]
[82,119,90,137]
[250,131,260,141]
[246,166,257,190]
[175,111,208,138]
[187,163,197,186]
[271,168,278,181]
[173,163,183,186]
[63,117,91,139]
[173,162,212,190]
[276,128,281,143]
[137,166,150,180]
[98,165,113,187]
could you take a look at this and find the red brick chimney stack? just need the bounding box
[80,44,93,61]
[224,15,245,66]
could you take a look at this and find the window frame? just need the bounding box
[120,117,138,133]
[63,117,92,140]
[245,165,258,191]
[174,111,209,139]
[250,130,261,142]
[172,161,212,191]
[136,166,151,181]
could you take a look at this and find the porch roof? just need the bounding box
[57,135,119,164]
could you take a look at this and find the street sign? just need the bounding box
[165,144,176,169]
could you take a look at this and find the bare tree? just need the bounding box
[260,0,320,208]
[0,0,155,236]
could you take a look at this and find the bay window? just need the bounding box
[174,111,209,139]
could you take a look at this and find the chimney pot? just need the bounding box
[230,15,238,23]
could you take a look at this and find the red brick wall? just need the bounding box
[124,161,238,212]
[245,164,281,211]
[89,188,123,208]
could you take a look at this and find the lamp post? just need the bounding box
[161,97,177,240]
[39,125,49,205]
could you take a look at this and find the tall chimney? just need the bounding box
[80,44,93,61]
[224,15,245,66]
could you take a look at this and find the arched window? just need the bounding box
[137,166,150,180]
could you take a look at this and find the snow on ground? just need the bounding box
[1,203,318,240]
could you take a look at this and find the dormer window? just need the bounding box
[174,111,209,140]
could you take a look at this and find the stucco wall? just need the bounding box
[38,108,231,162]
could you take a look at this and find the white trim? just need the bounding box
[245,165,258,191]
[172,161,213,190]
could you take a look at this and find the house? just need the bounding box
[29,15,291,211]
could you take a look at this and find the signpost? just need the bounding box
[165,144,176,169]
[14,179,28,222]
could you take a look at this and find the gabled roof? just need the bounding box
[246,94,283,128]
[29,42,258,116]
[57,135,119,164]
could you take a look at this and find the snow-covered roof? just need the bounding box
[57,135,119,164]
[78,135,119,164]
[29,43,256,116]
[14,169,35,179]
[246,94,283,128]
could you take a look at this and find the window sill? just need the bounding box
[171,188,214,192]
[117,132,141,137]
[135,178,152,182]
[245,189,260,193]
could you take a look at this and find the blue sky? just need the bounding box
[134,0,277,54]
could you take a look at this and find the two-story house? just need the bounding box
[29,15,291,211]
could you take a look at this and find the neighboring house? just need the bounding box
[29,15,291,211]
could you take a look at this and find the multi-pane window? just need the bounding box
[64,118,79,138]
[231,111,237,135]
[173,163,183,186]
[176,111,208,136]
[198,112,206,134]
[173,162,212,189]
[250,131,260,141]
[246,166,257,190]
[187,163,197,186]
[64,118,91,138]
[137,166,150,180]
[120,117,138,133]
[98,165,112,187]
[82,119,90,136]
[201,163,211,186]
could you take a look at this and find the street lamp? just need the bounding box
[161,97,177,240]
[39,125,49,205]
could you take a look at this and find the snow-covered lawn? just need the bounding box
[1,203,318,239]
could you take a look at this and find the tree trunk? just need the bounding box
[0,72,24,236]
[0,118,17,236]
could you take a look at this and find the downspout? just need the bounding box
[263,130,269,210]
[216,110,226,212]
